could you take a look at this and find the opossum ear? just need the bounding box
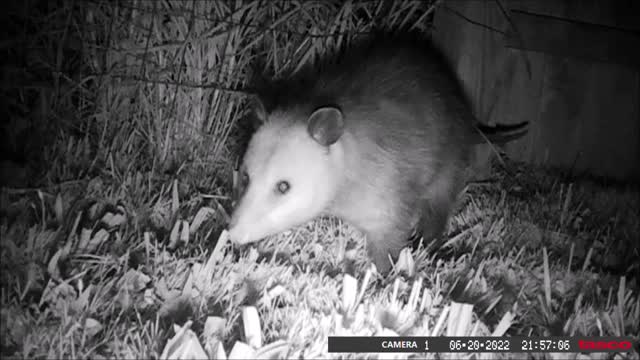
[249,95,268,126]
[307,107,344,146]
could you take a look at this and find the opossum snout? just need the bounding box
[226,218,253,245]
[227,212,238,230]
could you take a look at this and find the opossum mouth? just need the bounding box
[227,228,256,245]
[228,223,280,246]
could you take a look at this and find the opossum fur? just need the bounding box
[228,34,524,273]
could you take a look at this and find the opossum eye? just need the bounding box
[276,180,290,195]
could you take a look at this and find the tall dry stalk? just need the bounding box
[4,0,438,191]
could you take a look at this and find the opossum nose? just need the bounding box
[227,219,240,240]
[227,215,238,230]
[227,217,251,245]
[227,226,251,245]
[227,224,239,242]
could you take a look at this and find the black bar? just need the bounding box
[327,336,638,353]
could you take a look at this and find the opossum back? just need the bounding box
[276,36,474,144]
[254,33,476,188]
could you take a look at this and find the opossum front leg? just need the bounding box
[419,200,450,245]
[365,227,413,274]
[419,166,465,245]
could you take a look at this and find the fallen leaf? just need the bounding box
[228,341,255,360]
[395,248,415,277]
[73,284,93,312]
[342,274,357,311]
[160,320,208,360]
[180,220,189,245]
[211,230,230,264]
[84,318,103,338]
[203,316,226,340]
[190,207,216,234]
[242,306,262,348]
[207,339,227,360]
[259,285,288,306]
[203,316,227,359]
[169,221,181,249]
[144,288,156,306]
[47,246,70,281]
[102,211,126,228]
[255,340,289,360]
[119,269,151,292]
[77,228,93,252]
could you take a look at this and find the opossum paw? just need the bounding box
[367,243,398,275]
[372,256,392,274]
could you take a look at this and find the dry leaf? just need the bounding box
[207,340,227,360]
[119,269,151,292]
[77,228,93,252]
[87,202,101,220]
[116,287,131,310]
[73,284,93,312]
[395,248,415,277]
[430,305,450,336]
[169,221,181,249]
[342,274,357,311]
[259,285,289,307]
[155,278,172,300]
[255,340,289,360]
[492,311,515,336]
[203,316,226,340]
[190,207,216,234]
[180,220,189,245]
[114,269,152,311]
[47,246,70,281]
[203,317,227,359]
[160,320,208,360]
[182,264,195,297]
[242,306,262,348]
[211,230,230,264]
[102,211,126,228]
[419,289,432,313]
[84,318,103,338]
[151,201,172,230]
[228,341,255,360]
[144,288,156,306]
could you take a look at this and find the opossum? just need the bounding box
[227,34,528,273]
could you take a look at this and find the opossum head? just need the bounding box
[228,98,346,245]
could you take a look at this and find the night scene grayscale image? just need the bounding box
[0,0,638,359]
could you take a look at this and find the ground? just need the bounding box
[0,159,638,359]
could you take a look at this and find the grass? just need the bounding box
[1,160,638,359]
